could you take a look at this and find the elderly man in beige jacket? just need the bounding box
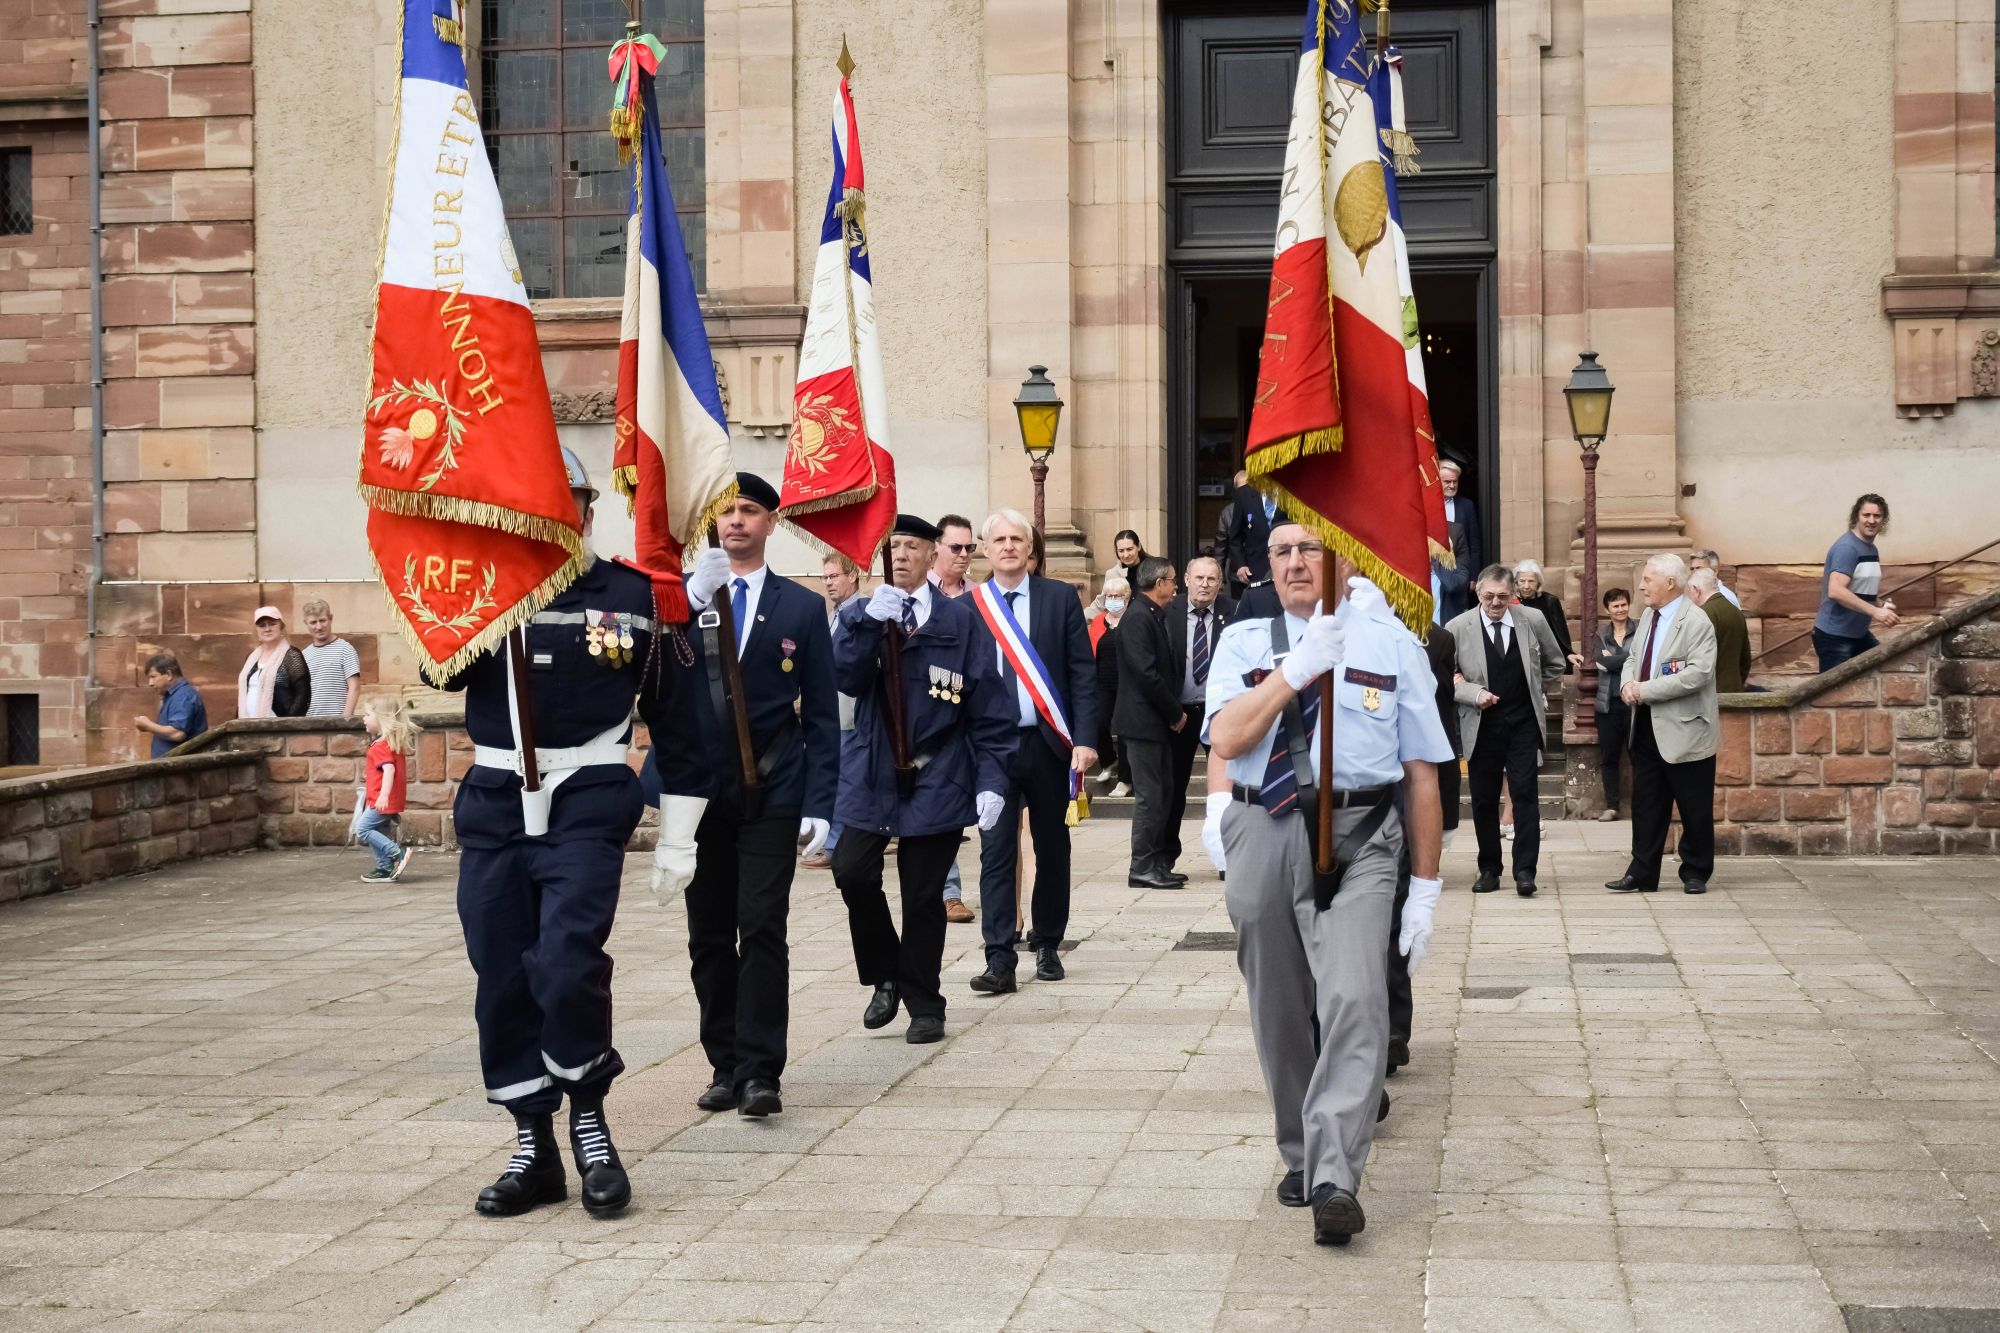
[1606,553,1720,896]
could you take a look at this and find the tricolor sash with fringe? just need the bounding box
[970,581,1085,813]
[609,33,733,622]
[1242,0,1435,634]
[778,57,897,567]
[359,0,583,684]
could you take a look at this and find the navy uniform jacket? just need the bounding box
[834,593,1017,837]
[1229,579,1280,626]
[1224,484,1287,586]
[977,574,1099,764]
[441,557,671,848]
[648,570,840,819]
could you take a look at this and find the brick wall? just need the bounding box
[0,0,93,766]
[0,748,260,903]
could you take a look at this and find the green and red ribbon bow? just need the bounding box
[607,32,666,162]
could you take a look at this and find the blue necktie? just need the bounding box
[1191,608,1211,687]
[1260,684,1319,815]
[731,577,748,650]
[901,596,917,634]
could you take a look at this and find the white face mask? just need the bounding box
[1105,598,1126,613]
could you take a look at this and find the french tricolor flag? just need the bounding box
[778,60,897,568]
[610,44,734,622]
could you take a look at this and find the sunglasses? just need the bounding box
[943,543,977,556]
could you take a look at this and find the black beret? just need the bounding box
[734,471,781,513]
[893,513,941,543]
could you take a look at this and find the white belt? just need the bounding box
[472,738,630,777]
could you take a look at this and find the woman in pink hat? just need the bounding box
[236,605,312,720]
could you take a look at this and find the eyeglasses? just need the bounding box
[1268,541,1326,560]
[944,543,977,556]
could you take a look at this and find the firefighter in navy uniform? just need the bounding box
[442,447,674,1219]
[830,514,1017,1045]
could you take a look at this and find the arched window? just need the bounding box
[479,0,705,299]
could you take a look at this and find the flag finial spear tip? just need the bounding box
[837,36,855,79]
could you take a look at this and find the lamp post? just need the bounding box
[1564,351,1615,734]
[1013,365,1063,536]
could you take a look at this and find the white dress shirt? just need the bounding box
[1181,599,1221,705]
[1479,607,1516,656]
[989,575,1036,728]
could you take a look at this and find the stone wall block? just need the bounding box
[1895,739,1973,767]
[1942,622,2000,657]
[309,757,356,784]
[1792,711,1832,754]
[1816,677,1880,707]
[295,785,331,814]
[1867,713,1895,754]
[1940,697,1974,738]
[1935,660,2000,694]
[1716,712,1751,786]
[288,734,325,756]
[1848,790,1880,854]
[264,756,307,783]
[1752,712,1791,755]
[1834,712,1868,754]
[1942,829,1997,854]
[328,734,368,758]
[1822,755,1894,785]
[1784,789,1847,822]
[1752,755,1819,785]
[1880,828,1943,855]
[1711,824,1744,857]
[1726,788,1780,822]
[1955,769,1989,800]
[1799,826,1849,855]
[1880,674,1928,706]
[1743,826,1800,855]
[1926,803,1976,827]
[1894,707,1942,739]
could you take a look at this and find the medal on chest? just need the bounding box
[780,637,796,672]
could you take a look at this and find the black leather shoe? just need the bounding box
[567,1102,630,1217]
[1276,1169,1307,1208]
[1377,1090,1391,1123]
[1515,876,1537,898]
[862,982,900,1030]
[738,1079,782,1118]
[1385,1034,1409,1076]
[695,1080,737,1112]
[475,1112,567,1217]
[969,969,1017,995]
[1683,879,1708,895]
[906,1015,945,1045]
[1471,871,1501,893]
[1310,1183,1365,1246]
[1605,876,1657,893]
[1128,872,1183,890]
[1035,948,1065,982]
[1161,870,1190,886]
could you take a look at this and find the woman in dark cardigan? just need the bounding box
[1592,586,1635,820]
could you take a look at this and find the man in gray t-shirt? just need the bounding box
[1812,494,1898,672]
[300,599,363,717]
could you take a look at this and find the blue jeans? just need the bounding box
[356,808,402,871]
[1812,627,1876,673]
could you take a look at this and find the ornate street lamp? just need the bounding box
[1013,364,1063,536]
[1564,351,1615,735]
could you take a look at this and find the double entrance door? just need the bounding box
[1165,0,1497,568]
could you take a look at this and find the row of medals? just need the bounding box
[586,611,637,666]
[928,665,963,703]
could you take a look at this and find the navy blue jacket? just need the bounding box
[970,575,1099,763]
[1224,484,1288,585]
[441,557,672,848]
[833,592,1017,837]
[648,570,840,819]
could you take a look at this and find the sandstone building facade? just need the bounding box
[2,0,1996,765]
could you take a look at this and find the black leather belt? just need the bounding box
[1231,783,1394,811]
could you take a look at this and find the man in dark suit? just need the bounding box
[1432,459,1482,622]
[1115,555,1186,890]
[1225,480,1287,591]
[1162,554,1235,871]
[964,508,1099,993]
[647,472,841,1120]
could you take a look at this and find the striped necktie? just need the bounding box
[901,596,917,634]
[1191,608,1211,686]
[1259,683,1319,815]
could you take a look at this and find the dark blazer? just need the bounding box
[1163,592,1236,694]
[1446,494,1482,580]
[974,574,1099,762]
[832,593,1017,837]
[1112,595,1184,741]
[1423,624,1461,832]
[652,570,841,819]
[1224,484,1287,585]
[1228,580,1280,626]
[1093,616,1122,751]
[1520,590,1573,672]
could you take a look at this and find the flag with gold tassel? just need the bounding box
[360,0,584,684]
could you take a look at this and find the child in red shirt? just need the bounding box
[356,695,420,882]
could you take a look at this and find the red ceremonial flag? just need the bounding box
[1245,0,1434,632]
[778,53,897,567]
[360,2,583,683]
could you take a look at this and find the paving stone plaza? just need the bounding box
[0,821,1997,1331]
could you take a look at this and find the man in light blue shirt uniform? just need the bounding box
[1204,521,1451,1248]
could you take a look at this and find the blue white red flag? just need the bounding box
[610,40,733,623]
[778,61,897,568]
[360,0,583,683]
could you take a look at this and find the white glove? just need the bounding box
[865,584,910,623]
[685,547,732,610]
[1399,875,1443,974]
[1202,790,1232,873]
[975,791,1005,831]
[1280,614,1347,690]
[798,817,830,858]
[650,795,707,905]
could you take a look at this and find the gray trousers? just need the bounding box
[1222,798,1402,1194]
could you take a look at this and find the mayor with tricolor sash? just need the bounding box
[965,509,1099,994]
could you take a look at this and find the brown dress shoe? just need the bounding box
[798,851,833,870]
[944,898,975,924]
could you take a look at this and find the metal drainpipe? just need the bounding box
[85,0,105,696]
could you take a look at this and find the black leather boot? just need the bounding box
[568,1099,631,1217]
[474,1112,567,1217]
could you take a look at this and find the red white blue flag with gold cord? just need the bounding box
[360,0,583,684]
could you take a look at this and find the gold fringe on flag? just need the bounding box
[1245,474,1437,636]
